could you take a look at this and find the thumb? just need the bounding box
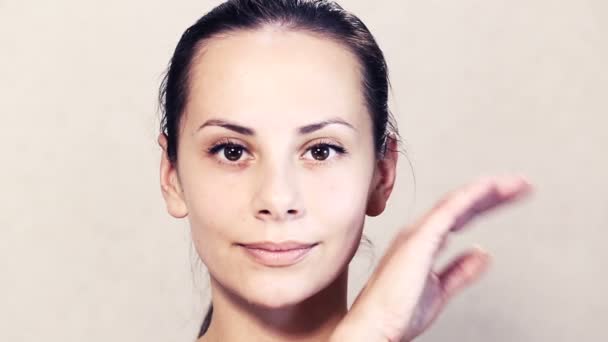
[438,246,492,300]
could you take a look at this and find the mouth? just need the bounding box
[237,241,319,267]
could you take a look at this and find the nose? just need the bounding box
[252,161,305,222]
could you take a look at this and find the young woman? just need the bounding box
[157,1,534,341]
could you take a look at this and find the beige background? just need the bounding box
[1,0,606,341]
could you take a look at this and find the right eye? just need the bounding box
[206,138,252,166]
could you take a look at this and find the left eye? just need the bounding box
[303,143,346,161]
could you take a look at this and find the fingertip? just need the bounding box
[471,244,489,256]
[515,174,536,193]
[469,245,492,271]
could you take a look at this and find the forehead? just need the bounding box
[184,26,368,131]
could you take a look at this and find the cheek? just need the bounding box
[305,165,372,241]
[181,168,250,264]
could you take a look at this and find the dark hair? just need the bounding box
[158,0,403,338]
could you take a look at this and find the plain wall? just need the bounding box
[1,0,606,341]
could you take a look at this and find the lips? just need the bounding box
[238,241,318,267]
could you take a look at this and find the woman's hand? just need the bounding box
[330,174,534,342]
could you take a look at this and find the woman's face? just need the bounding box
[162,26,389,308]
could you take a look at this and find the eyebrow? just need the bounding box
[196,117,357,136]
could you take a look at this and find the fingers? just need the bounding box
[438,246,491,300]
[339,175,534,342]
[413,174,533,244]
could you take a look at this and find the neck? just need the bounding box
[198,268,349,342]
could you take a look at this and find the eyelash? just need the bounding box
[205,138,348,167]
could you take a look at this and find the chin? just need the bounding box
[207,244,348,310]
[238,275,322,309]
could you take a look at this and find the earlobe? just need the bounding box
[365,135,399,217]
[158,133,188,218]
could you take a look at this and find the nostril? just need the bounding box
[256,208,301,219]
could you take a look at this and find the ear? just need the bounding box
[158,133,188,218]
[366,134,399,217]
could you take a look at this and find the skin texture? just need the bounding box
[159,25,398,342]
[158,24,535,342]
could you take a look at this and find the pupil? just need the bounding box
[312,146,329,160]
[224,145,242,161]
